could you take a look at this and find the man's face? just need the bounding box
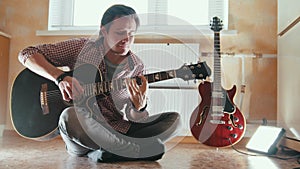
[102,16,137,56]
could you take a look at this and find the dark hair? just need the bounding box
[100,4,140,35]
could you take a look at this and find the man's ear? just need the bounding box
[100,26,107,36]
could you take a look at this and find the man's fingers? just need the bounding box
[125,79,135,95]
[58,77,84,101]
[72,79,84,99]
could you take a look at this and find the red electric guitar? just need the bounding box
[189,17,246,147]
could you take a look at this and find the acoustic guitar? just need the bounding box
[189,17,246,147]
[11,62,211,141]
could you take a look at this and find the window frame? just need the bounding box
[42,0,231,36]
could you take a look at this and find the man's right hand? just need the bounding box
[58,76,84,102]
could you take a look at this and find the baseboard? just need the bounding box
[168,136,198,144]
[168,136,250,148]
[281,137,300,152]
[2,129,19,137]
[0,125,5,137]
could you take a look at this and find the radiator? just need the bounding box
[131,43,201,135]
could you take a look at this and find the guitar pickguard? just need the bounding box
[223,91,236,114]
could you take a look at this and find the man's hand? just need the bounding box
[126,75,148,111]
[58,76,84,102]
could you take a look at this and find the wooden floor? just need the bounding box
[1,131,300,169]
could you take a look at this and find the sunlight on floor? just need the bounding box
[248,156,279,169]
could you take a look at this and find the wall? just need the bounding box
[0,0,277,130]
[0,32,10,136]
[0,0,81,130]
[277,0,300,139]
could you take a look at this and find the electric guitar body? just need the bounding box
[190,81,245,147]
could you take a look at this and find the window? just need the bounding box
[48,0,228,34]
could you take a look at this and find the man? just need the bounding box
[18,4,181,162]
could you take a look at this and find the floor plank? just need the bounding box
[0,131,300,169]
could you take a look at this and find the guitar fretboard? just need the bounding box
[83,69,177,97]
[43,62,209,101]
[145,70,176,83]
[213,32,222,92]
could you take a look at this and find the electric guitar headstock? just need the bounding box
[210,16,223,32]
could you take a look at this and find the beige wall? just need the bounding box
[0,0,277,130]
[277,0,300,138]
[0,34,10,127]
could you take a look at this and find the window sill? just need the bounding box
[36,30,99,36]
[36,28,237,37]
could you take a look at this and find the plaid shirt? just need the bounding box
[19,37,149,134]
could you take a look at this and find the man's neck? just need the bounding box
[105,50,128,65]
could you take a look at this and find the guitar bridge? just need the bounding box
[40,83,49,115]
[210,119,225,124]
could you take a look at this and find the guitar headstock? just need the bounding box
[210,16,223,32]
[176,62,211,81]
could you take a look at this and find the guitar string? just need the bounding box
[44,79,135,103]
[44,64,202,97]
[44,65,203,102]
[44,73,169,99]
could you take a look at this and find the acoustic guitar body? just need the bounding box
[10,64,101,141]
[11,69,68,140]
